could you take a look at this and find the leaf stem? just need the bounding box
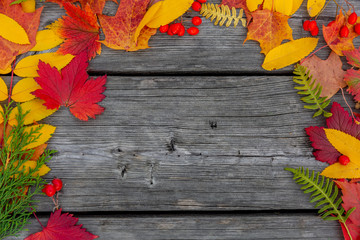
[8,59,16,104]
[340,87,359,124]
[30,206,45,229]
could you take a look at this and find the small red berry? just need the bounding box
[178,24,185,36]
[187,27,199,35]
[52,178,63,192]
[327,20,335,27]
[192,1,202,11]
[310,26,319,36]
[197,0,207,3]
[308,20,317,31]
[159,24,169,33]
[348,12,357,25]
[355,23,360,34]
[339,155,350,165]
[340,25,349,37]
[192,16,202,26]
[170,23,182,34]
[167,27,174,35]
[42,184,56,197]
[303,20,310,31]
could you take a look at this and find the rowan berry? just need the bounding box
[308,20,317,31]
[303,20,310,31]
[167,27,174,35]
[42,184,56,197]
[197,0,207,3]
[192,16,202,26]
[178,24,185,36]
[187,27,199,35]
[339,155,350,165]
[348,12,358,25]
[355,23,360,34]
[310,26,319,36]
[340,25,349,37]
[52,178,63,192]
[192,1,202,11]
[170,23,182,34]
[159,24,169,33]
[327,20,335,27]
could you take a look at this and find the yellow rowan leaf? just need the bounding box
[8,99,58,126]
[11,78,40,102]
[262,37,318,71]
[14,53,74,78]
[23,124,56,150]
[146,0,193,29]
[321,129,360,178]
[0,65,11,74]
[290,0,304,15]
[134,1,162,41]
[0,13,30,44]
[21,0,36,13]
[0,77,8,101]
[247,0,264,12]
[19,161,51,177]
[307,0,326,17]
[274,0,293,15]
[30,30,63,52]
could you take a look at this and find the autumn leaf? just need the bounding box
[300,51,346,99]
[98,0,157,51]
[25,209,98,240]
[30,30,63,52]
[344,47,360,68]
[0,13,30,44]
[49,3,101,60]
[11,78,40,102]
[344,69,360,101]
[0,77,8,101]
[33,52,106,121]
[306,102,360,164]
[222,0,252,23]
[244,9,293,55]
[323,10,360,56]
[46,0,116,14]
[307,0,326,17]
[0,0,42,70]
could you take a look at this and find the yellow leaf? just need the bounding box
[290,0,304,15]
[274,0,293,15]
[14,53,74,78]
[307,0,326,17]
[146,0,193,29]
[30,30,63,52]
[21,0,36,13]
[19,161,51,177]
[321,129,360,178]
[8,99,58,126]
[134,1,162,41]
[23,124,56,150]
[0,65,11,74]
[0,105,4,125]
[0,77,8,101]
[247,0,264,12]
[11,78,40,102]
[262,37,318,71]
[262,0,273,11]
[0,13,30,44]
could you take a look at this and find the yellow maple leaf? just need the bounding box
[262,37,318,70]
[0,13,30,44]
[11,78,40,103]
[321,129,360,178]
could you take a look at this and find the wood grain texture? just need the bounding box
[2,75,350,212]
[7,214,342,240]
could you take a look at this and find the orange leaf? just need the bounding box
[46,0,117,14]
[323,10,360,56]
[244,9,293,55]
[98,0,157,51]
[0,0,42,70]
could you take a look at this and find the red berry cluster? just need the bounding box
[42,178,63,197]
[303,20,319,36]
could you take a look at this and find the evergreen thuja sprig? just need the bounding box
[0,104,55,240]
[293,64,332,118]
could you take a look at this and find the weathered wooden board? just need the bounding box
[3,75,349,212]
[33,0,359,75]
[7,214,342,239]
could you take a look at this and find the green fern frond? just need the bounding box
[200,3,246,28]
[293,64,332,118]
[285,167,355,239]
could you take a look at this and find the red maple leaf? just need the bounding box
[47,0,116,14]
[305,102,360,164]
[33,52,106,121]
[25,209,98,240]
[49,3,101,60]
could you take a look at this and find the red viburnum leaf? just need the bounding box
[306,102,360,164]
[0,0,42,71]
[244,9,293,55]
[49,3,101,60]
[221,0,251,24]
[47,0,117,14]
[300,51,346,99]
[344,69,360,101]
[98,0,157,51]
[344,47,360,68]
[25,209,98,240]
[323,10,360,56]
[33,52,106,121]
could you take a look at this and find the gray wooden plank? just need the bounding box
[7,214,342,240]
[32,0,358,74]
[2,75,350,212]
